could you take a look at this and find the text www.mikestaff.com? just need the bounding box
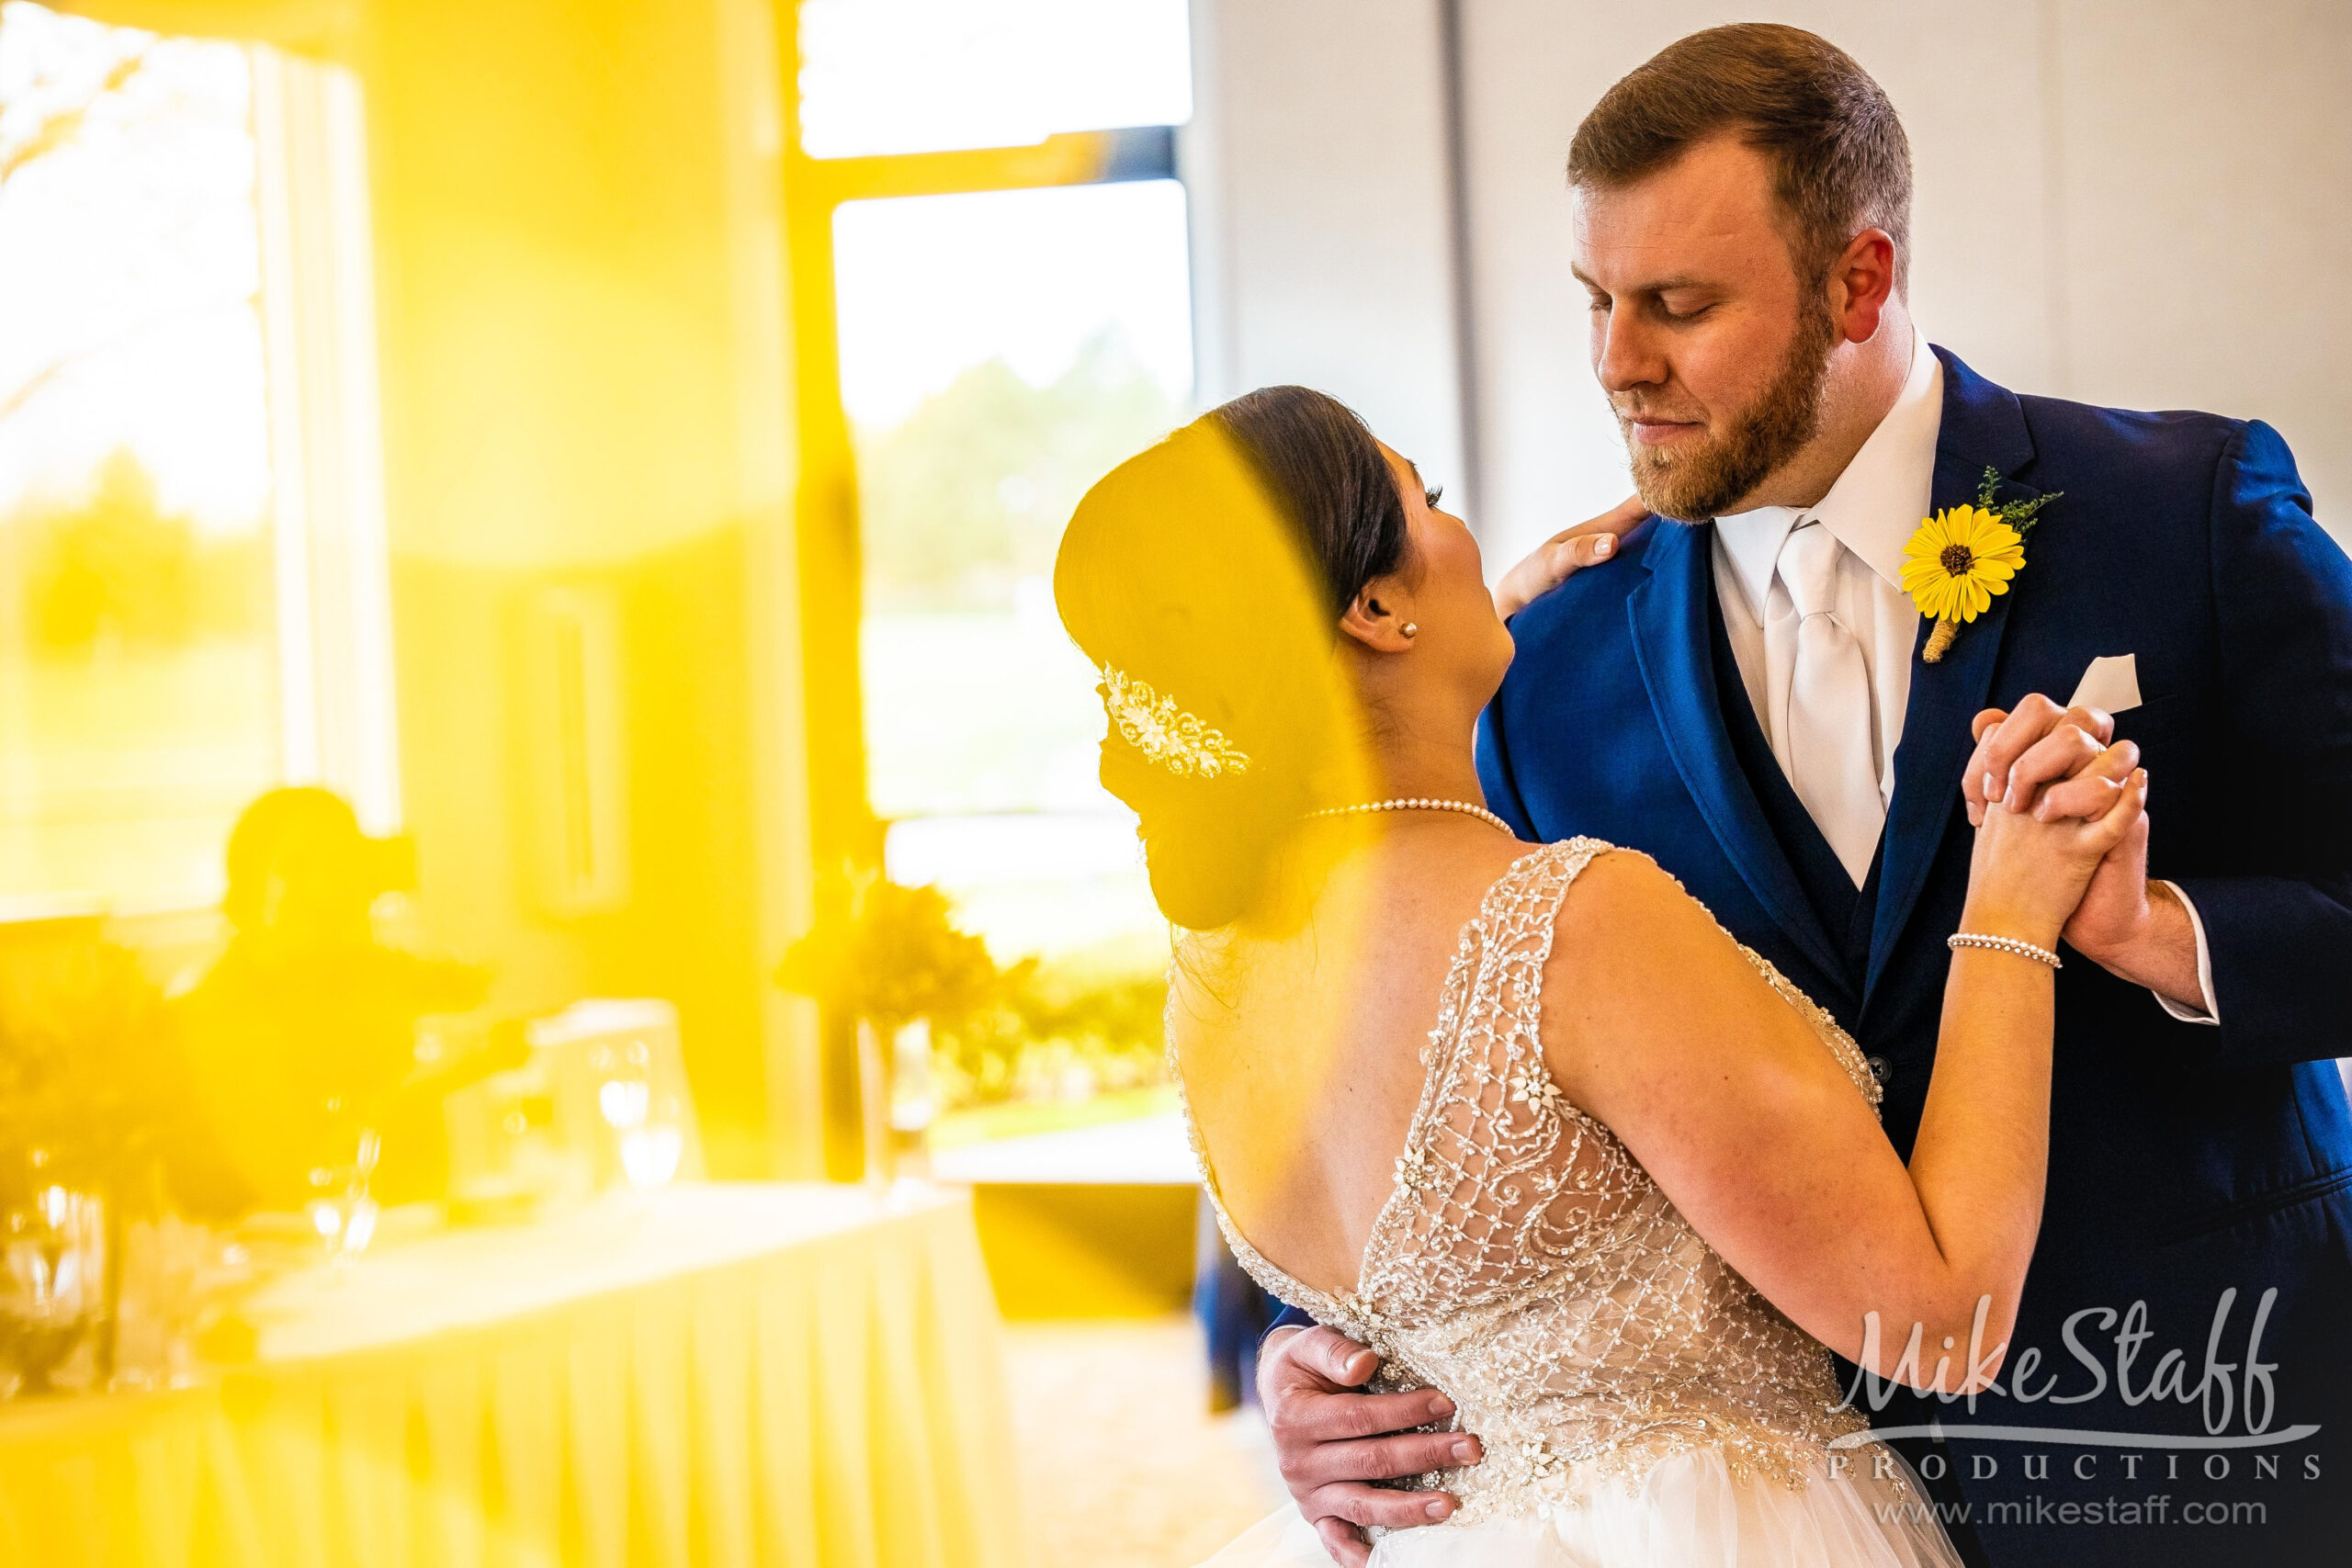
[1872,1496,2267,1527]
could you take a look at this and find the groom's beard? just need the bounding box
[1614,302,1838,523]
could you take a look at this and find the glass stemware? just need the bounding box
[1,1172,107,1396]
[303,1115,382,1266]
[594,1042,684,1192]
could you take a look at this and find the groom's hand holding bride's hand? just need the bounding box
[1962,694,2204,1010]
[1492,495,1649,620]
[1258,1325,1481,1567]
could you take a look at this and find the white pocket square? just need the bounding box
[2068,653,2142,715]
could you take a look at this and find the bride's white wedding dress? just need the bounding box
[1181,840,1964,1568]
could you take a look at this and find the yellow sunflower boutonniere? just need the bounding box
[1901,468,2062,662]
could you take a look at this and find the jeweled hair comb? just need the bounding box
[1098,666,1250,778]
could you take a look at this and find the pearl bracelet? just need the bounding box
[1947,932,2064,968]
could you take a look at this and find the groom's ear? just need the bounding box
[1340,583,1415,653]
[1827,227,1899,344]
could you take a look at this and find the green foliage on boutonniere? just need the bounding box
[1976,466,2063,535]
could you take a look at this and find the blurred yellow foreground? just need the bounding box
[0,0,1238,1562]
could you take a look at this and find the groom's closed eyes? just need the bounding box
[1577,270,1726,326]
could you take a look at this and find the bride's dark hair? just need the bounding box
[1055,386,1404,931]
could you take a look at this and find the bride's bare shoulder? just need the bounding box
[1537,844,1826,1114]
[1501,838,1681,920]
[1543,844,1750,998]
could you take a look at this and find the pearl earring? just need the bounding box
[1401,622,1419,638]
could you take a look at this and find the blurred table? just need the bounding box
[0,1183,1022,1568]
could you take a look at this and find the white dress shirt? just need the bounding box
[1706,327,2219,1022]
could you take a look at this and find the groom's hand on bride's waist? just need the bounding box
[1259,1325,1482,1567]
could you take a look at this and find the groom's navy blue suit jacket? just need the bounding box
[1473,350,2352,1566]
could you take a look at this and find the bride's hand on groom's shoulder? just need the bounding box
[1492,495,1649,620]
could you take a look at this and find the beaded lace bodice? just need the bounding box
[1177,839,1888,1525]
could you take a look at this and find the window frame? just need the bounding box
[775,1,1182,905]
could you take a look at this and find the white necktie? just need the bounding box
[1775,521,1883,886]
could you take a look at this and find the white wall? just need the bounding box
[1192,1,2352,567]
[2044,0,2352,526]
[1182,0,1472,501]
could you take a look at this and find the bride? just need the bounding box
[1053,385,2145,1568]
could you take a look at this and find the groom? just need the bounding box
[1257,24,2352,1568]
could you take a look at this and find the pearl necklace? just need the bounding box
[1305,797,1518,838]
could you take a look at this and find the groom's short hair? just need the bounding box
[1569,23,1912,295]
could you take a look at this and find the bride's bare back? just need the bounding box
[1170,817,1536,1296]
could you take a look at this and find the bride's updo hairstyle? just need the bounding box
[1055,387,1398,931]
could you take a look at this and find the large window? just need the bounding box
[790,2,1193,985]
[0,1,396,913]
[840,181,1190,960]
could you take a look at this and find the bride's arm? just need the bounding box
[1544,751,2144,1391]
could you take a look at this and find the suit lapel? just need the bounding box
[1626,519,1851,996]
[1865,349,2041,1002]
